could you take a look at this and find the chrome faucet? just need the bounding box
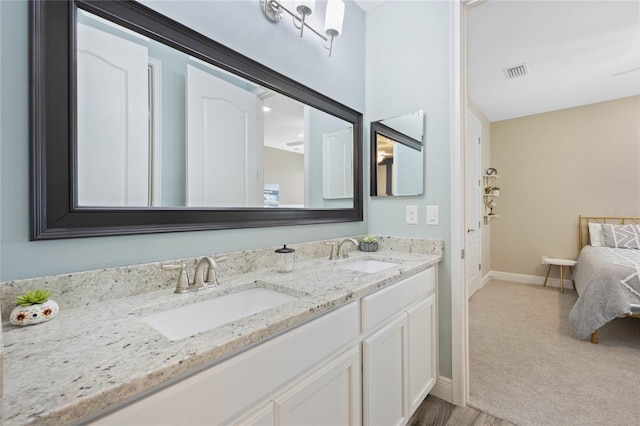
[337,238,359,259]
[193,256,227,290]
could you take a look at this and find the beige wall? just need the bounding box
[263,147,305,206]
[491,96,640,278]
[469,100,492,278]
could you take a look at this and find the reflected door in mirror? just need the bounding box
[322,128,353,199]
[186,65,261,207]
[77,21,150,206]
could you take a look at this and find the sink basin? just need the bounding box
[339,260,397,273]
[142,288,298,341]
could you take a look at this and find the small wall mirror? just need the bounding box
[370,111,425,197]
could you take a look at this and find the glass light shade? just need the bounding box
[324,0,345,37]
[295,0,315,15]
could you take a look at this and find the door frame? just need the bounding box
[450,0,473,406]
[466,110,483,299]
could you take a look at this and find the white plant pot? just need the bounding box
[10,299,59,326]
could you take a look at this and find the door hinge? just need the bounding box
[461,249,465,259]
[478,137,481,144]
[479,263,482,271]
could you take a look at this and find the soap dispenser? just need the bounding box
[275,245,295,273]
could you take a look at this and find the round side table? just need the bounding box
[543,258,577,294]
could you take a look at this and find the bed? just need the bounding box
[569,215,640,343]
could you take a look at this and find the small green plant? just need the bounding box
[361,236,377,243]
[14,289,52,306]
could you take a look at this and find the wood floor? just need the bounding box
[408,395,513,426]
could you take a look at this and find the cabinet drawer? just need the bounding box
[91,302,359,426]
[361,267,435,334]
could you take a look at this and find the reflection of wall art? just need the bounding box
[264,184,280,207]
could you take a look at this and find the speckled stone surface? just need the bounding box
[2,237,442,425]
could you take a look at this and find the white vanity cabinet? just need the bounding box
[361,267,437,426]
[233,346,361,426]
[89,266,437,426]
[91,302,360,426]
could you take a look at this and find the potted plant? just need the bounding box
[359,236,379,252]
[10,289,59,326]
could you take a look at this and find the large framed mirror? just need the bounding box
[30,0,362,240]
[370,111,425,196]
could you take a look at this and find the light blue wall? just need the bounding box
[1,0,454,381]
[365,1,453,378]
[0,0,366,281]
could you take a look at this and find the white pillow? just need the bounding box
[588,223,604,247]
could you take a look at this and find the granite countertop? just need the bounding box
[3,249,440,425]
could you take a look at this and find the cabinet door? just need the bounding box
[232,402,274,426]
[407,294,437,414]
[274,346,361,426]
[363,314,408,426]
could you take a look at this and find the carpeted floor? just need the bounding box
[468,279,640,426]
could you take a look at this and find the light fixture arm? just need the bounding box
[259,0,342,56]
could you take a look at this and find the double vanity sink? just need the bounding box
[141,287,299,341]
[2,244,439,425]
[142,260,398,341]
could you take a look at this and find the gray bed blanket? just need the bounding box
[569,245,640,339]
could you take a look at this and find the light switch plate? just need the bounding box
[426,205,439,225]
[406,205,418,224]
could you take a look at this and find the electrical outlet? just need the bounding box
[406,205,418,224]
[541,256,549,264]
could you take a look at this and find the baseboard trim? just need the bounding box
[489,270,575,290]
[481,273,492,287]
[430,376,453,403]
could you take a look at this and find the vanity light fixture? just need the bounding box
[259,0,345,56]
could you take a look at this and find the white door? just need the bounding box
[186,64,260,207]
[407,294,437,414]
[467,111,483,298]
[274,347,361,426]
[363,315,408,426]
[322,128,353,199]
[76,23,149,206]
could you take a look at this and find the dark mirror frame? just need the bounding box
[30,0,363,240]
[369,121,423,197]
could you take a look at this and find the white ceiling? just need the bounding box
[263,93,305,154]
[468,0,640,122]
[353,0,385,12]
[355,0,640,123]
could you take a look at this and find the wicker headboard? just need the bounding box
[579,215,640,249]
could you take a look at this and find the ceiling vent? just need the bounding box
[503,63,529,79]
